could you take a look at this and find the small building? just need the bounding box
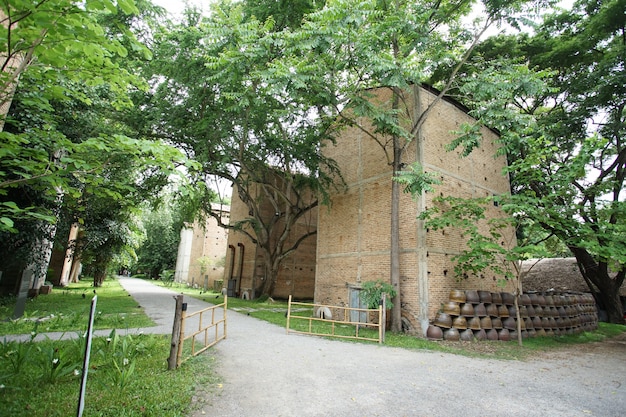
[174,203,230,290]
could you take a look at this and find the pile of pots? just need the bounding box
[426,289,598,341]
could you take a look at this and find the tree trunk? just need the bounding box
[390,165,402,332]
[570,247,625,324]
[259,256,278,297]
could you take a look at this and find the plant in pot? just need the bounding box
[359,280,397,329]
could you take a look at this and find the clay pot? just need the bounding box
[443,302,461,315]
[426,325,444,340]
[486,303,499,317]
[520,294,532,306]
[498,329,510,341]
[524,318,534,330]
[460,303,475,317]
[532,316,542,329]
[498,305,510,317]
[533,305,544,316]
[468,317,481,330]
[503,317,516,330]
[434,312,452,328]
[465,290,480,304]
[528,293,540,305]
[508,306,517,317]
[443,328,460,341]
[478,290,492,303]
[486,329,499,341]
[491,317,503,329]
[474,303,487,317]
[558,306,567,317]
[460,329,474,341]
[452,316,468,329]
[474,329,487,341]
[501,292,515,305]
[480,316,493,329]
[526,305,536,317]
[491,292,502,305]
[544,295,555,306]
[535,328,547,337]
[449,289,466,303]
[536,294,546,306]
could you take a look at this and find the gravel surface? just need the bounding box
[186,299,626,417]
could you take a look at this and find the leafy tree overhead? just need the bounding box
[289,0,546,331]
[444,0,626,323]
[132,3,344,297]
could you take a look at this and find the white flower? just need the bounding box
[0,384,5,389]
[123,358,129,366]
[74,369,81,376]
[52,358,59,365]
[106,337,112,343]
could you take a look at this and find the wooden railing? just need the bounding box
[169,295,227,369]
[286,295,385,344]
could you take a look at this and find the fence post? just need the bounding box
[380,294,386,344]
[168,294,184,370]
[286,295,292,333]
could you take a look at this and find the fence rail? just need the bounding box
[286,295,385,343]
[169,295,227,369]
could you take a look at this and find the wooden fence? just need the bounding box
[168,295,228,369]
[285,295,385,343]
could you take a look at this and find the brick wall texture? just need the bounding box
[315,86,515,335]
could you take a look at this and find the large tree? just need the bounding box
[131,3,344,297]
[444,0,626,324]
[291,0,542,331]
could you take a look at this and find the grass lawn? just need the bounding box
[0,277,217,417]
[0,279,154,335]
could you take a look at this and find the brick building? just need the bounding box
[314,85,514,335]
[174,203,230,289]
[225,181,317,300]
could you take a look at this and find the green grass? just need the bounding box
[0,332,217,417]
[0,279,154,335]
[158,280,626,360]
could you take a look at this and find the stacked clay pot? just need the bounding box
[427,290,598,341]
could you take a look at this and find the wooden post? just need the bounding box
[168,294,184,370]
[286,295,292,333]
[380,293,386,344]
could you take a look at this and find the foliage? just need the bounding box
[0,333,216,417]
[133,1,345,297]
[360,280,397,309]
[443,0,626,323]
[134,201,181,279]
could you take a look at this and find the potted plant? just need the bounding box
[359,280,397,329]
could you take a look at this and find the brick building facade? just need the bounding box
[314,85,515,335]
[174,204,230,289]
[225,181,317,300]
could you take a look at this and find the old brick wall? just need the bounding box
[226,181,317,300]
[316,86,514,335]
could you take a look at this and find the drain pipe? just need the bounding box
[237,243,245,296]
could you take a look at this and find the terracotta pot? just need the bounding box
[474,329,487,341]
[532,316,542,329]
[474,303,487,317]
[460,329,474,341]
[426,325,443,340]
[486,329,499,341]
[520,294,532,306]
[434,312,452,328]
[468,317,481,330]
[491,317,503,329]
[443,328,460,341]
[465,290,480,304]
[480,316,493,329]
[503,317,516,330]
[443,301,461,315]
[501,292,515,305]
[460,303,475,317]
[486,303,499,317]
[491,292,502,305]
[498,328,510,341]
[452,316,468,329]
[498,305,510,317]
[478,290,492,303]
[449,289,466,303]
